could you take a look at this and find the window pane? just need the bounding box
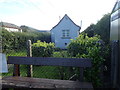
[62,30,69,37]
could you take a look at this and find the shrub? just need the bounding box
[52,51,74,80]
[0,28,51,53]
[67,34,108,87]
[32,40,55,57]
[1,29,15,53]
[54,47,61,51]
[67,34,100,56]
[52,51,69,58]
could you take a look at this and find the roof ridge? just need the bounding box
[51,14,80,30]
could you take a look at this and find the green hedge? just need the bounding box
[32,40,55,57]
[0,28,51,53]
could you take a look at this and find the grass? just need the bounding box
[6,50,27,57]
[33,66,61,79]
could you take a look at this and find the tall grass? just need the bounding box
[6,50,27,57]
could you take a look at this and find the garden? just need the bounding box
[1,28,110,88]
[1,13,111,88]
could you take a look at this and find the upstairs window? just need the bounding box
[62,30,70,37]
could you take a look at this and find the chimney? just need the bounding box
[59,16,61,20]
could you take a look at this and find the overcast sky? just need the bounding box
[0,0,117,32]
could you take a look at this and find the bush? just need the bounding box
[32,40,55,57]
[54,47,61,51]
[0,28,51,53]
[67,34,100,56]
[52,51,68,58]
[1,29,15,53]
[52,51,74,80]
[67,34,108,87]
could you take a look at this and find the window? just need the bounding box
[111,1,120,21]
[62,30,65,37]
[112,1,120,13]
[62,30,69,37]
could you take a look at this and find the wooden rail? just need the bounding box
[2,56,93,89]
[8,56,92,67]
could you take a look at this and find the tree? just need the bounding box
[82,13,110,44]
[81,24,95,37]
[20,25,29,32]
[94,14,110,44]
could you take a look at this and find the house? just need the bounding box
[0,22,22,32]
[51,14,81,49]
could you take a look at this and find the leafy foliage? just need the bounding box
[52,51,75,80]
[1,29,15,52]
[81,24,95,37]
[67,34,100,57]
[81,13,111,87]
[82,13,110,44]
[0,28,51,53]
[32,40,55,57]
[94,14,110,44]
[67,34,108,87]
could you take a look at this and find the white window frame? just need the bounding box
[62,30,70,37]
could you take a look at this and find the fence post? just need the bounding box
[27,40,33,77]
[13,65,20,76]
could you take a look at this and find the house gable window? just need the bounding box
[62,30,70,39]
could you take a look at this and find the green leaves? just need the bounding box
[67,34,101,57]
[32,40,55,57]
[67,34,108,87]
[0,28,51,53]
[82,13,110,44]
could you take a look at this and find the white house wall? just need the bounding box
[51,15,80,49]
[5,27,22,32]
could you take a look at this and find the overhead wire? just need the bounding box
[17,0,45,15]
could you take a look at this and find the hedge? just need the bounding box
[0,28,51,53]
